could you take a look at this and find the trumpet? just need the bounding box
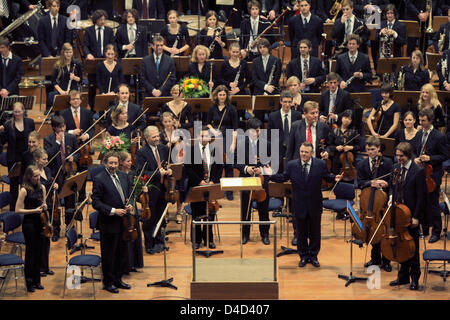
[330,0,342,23]
[426,0,434,34]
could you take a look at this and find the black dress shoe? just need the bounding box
[381,263,392,272]
[46,270,54,276]
[389,279,410,286]
[27,286,35,293]
[262,236,270,245]
[51,234,59,242]
[310,258,320,268]
[114,281,131,290]
[291,237,297,246]
[226,191,234,201]
[103,284,119,293]
[209,242,216,249]
[194,243,201,249]
[364,260,378,268]
[409,281,419,291]
[428,235,440,243]
[130,267,138,272]
[298,258,308,267]
[242,236,249,245]
[40,272,47,277]
[33,283,44,290]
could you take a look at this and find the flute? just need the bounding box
[107,77,112,93]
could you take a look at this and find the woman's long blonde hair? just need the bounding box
[418,83,441,111]
[55,42,74,79]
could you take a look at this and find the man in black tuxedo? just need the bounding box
[269,142,338,267]
[92,151,133,294]
[0,37,22,98]
[132,0,165,19]
[335,34,372,93]
[115,9,148,58]
[136,126,172,254]
[331,0,369,53]
[414,108,449,243]
[286,39,326,93]
[356,136,393,272]
[184,126,223,249]
[236,117,272,245]
[82,9,116,110]
[37,0,70,58]
[268,91,302,169]
[142,35,176,97]
[373,4,406,72]
[288,0,324,58]
[43,116,78,242]
[251,37,282,95]
[240,0,274,61]
[286,101,330,161]
[106,84,146,131]
[319,72,352,126]
[389,142,426,290]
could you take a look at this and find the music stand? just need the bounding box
[253,95,281,112]
[121,58,143,105]
[52,94,70,112]
[378,137,396,158]
[186,98,212,121]
[268,182,296,257]
[94,94,116,112]
[338,201,368,287]
[173,56,190,76]
[376,57,410,75]
[40,57,59,76]
[426,53,442,72]
[147,204,177,290]
[84,58,105,74]
[142,97,172,113]
[8,162,21,180]
[138,19,165,40]
[206,58,224,73]
[349,92,372,109]
[185,184,225,258]
[230,95,252,112]
[303,93,322,104]
[394,90,420,115]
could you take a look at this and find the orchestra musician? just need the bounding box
[0,37,22,98]
[107,104,139,149]
[286,39,326,93]
[199,10,227,59]
[188,45,216,95]
[160,10,191,57]
[417,84,446,130]
[433,8,450,53]
[414,108,449,244]
[436,49,450,91]
[43,115,78,242]
[236,117,272,245]
[184,126,223,249]
[136,126,172,254]
[285,76,310,113]
[115,9,148,58]
[92,151,133,294]
[23,131,41,171]
[319,72,352,125]
[394,111,419,151]
[47,43,82,113]
[142,35,177,97]
[366,84,400,138]
[96,45,124,95]
[161,84,194,129]
[335,34,372,92]
[288,0,324,58]
[218,42,251,96]
[0,102,35,210]
[15,165,47,292]
[356,136,393,272]
[268,141,339,268]
[401,50,430,92]
[388,142,426,291]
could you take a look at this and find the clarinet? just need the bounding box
[124,31,140,58]
[66,62,74,93]
[233,65,241,84]
[170,34,179,57]
[264,63,276,95]
[345,69,361,86]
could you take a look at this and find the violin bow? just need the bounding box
[65,128,106,161]
[342,133,361,147]
[131,108,149,126]
[329,170,345,195]
[37,106,53,133]
[125,163,147,208]
[142,160,168,188]
[83,107,112,136]
[66,196,90,232]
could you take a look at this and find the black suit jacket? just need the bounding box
[405,0,440,20]
[434,22,450,52]
[106,102,146,131]
[115,24,148,58]
[0,118,35,166]
[92,168,132,234]
[82,25,116,58]
[135,143,169,191]
[356,156,393,190]
[0,54,22,95]
[437,50,450,90]
[332,15,369,47]
[415,128,449,185]
[335,51,372,92]
[319,88,352,120]
[60,107,94,139]
[268,109,303,158]
[286,56,325,93]
[239,18,275,51]
[288,14,324,58]
[235,136,272,177]
[375,20,407,58]
[142,54,176,96]
[37,13,70,57]
[251,55,282,95]
[286,119,329,161]
[184,143,223,190]
[390,162,427,221]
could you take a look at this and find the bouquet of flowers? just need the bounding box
[98,133,131,155]
[132,174,150,200]
[180,77,210,98]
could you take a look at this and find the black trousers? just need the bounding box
[141,190,167,250]
[296,212,322,260]
[371,242,391,266]
[87,74,97,111]
[240,190,269,239]
[40,235,51,273]
[125,219,144,271]
[99,232,128,286]
[23,216,43,286]
[398,226,421,282]
[191,201,214,245]
[423,186,442,237]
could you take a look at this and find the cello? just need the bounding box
[380,168,415,263]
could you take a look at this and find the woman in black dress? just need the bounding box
[206,85,238,200]
[161,10,191,57]
[47,43,83,112]
[107,104,139,149]
[188,45,216,95]
[96,44,124,94]
[401,50,430,92]
[286,76,310,114]
[0,102,35,210]
[161,84,194,129]
[417,83,446,129]
[395,111,419,152]
[118,151,143,273]
[366,84,400,138]
[218,42,250,95]
[326,109,361,175]
[33,148,57,278]
[15,165,47,292]
[23,131,42,171]
[199,10,227,59]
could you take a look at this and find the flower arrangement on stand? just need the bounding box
[98,133,131,155]
[180,77,210,98]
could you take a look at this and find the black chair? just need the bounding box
[0,153,10,192]
[323,182,355,239]
[62,228,101,299]
[0,213,25,258]
[88,211,100,242]
[0,253,26,296]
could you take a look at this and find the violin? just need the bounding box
[418,144,436,193]
[38,191,53,238]
[122,198,138,241]
[339,133,359,182]
[78,132,93,167]
[380,168,415,263]
[353,157,389,244]
[64,145,78,176]
[139,189,151,221]
[251,173,267,203]
[319,138,333,189]
[370,103,383,134]
[328,106,338,129]
[164,173,180,204]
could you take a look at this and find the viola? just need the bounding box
[370,103,383,134]
[122,199,138,241]
[40,208,53,238]
[418,144,436,193]
[380,168,415,263]
[139,190,152,221]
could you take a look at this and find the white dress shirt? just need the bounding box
[125,23,137,55]
[95,25,104,55]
